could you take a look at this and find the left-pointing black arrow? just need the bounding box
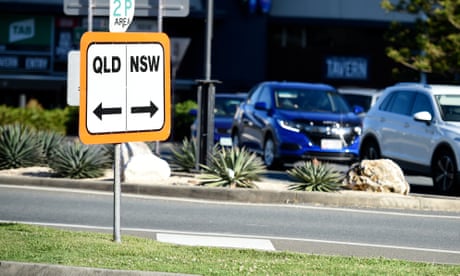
[93,103,122,120]
[131,101,158,118]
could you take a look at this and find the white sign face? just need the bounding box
[86,42,165,134]
[67,50,80,106]
[110,0,135,32]
[65,0,190,17]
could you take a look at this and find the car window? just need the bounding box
[214,97,244,117]
[436,94,460,122]
[276,90,299,110]
[258,86,272,108]
[342,94,372,111]
[247,86,261,105]
[411,93,433,116]
[328,92,353,113]
[384,90,416,116]
[379,91,394,111]
[275,89,350,113]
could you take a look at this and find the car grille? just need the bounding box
[298,121,359,147]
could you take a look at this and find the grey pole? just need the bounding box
[154,0,164,157]
[113,143,121,243]
[204,0,213,80]
[88,0,93,31]
[195,0,218,169]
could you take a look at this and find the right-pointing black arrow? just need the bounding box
[131,101,158,118]
[93,103,122,120]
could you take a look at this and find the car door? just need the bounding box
[242,85,272,151]
[399,92,435,166]
[378,90,416,160]
[239,85,266,150]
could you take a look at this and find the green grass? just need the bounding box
[0,223,459,275]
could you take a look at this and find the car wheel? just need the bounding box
[263,137,281,169]
[432,149,458,195]
[360,139,380,160]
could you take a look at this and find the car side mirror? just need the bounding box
[353,105,364,114]
[254,102,268,110]
[413,111,432,125]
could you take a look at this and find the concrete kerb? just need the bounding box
[0,175,459,213]
[0,261,198,276]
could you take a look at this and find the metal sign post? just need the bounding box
[114,143,122,243]
[80,32,171,243]
[70,0,187,244]
[109,0,136,245]
[196,0,218,169]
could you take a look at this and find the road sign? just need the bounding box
[110,0,135,32]
[67,50,80,106]
[79,32,171,144]
[64,0,189,17]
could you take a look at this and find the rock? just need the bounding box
[343,159,410,195]
[121,142,171,183]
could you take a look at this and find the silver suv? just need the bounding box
[360,83,460,194]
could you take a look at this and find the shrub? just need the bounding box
[287,160,344,192]
[173,100,197,141]
[0,105,70,134]
[171,137,197,172]
[0,124,43,169]
[48,141,112,179]
[198,146,266,188]
[64,106,79,136]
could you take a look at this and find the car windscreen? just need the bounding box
[342,94,372,111]
[275,89,351,113]
[214,97,245,117]
[436,94,460,122]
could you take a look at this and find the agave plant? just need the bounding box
[198,146,266,188]
[0,124,43,169]
[171,137,197,172]
[287,159,344,192]
[36,130,66,163]
[48,141,111,179]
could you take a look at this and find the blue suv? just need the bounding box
[231,81,362,168]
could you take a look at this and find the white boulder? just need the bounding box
[343,159,410,195]
[121,142,171,183]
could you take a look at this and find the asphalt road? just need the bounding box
[1,185,459,264]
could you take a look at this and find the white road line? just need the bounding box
[1,220,459,255]
[156,233,275,251]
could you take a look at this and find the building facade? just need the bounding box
[0,0,417,108]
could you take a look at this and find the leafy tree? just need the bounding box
[381,0,460,80]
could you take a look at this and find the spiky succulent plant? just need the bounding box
[287,160,344,192]
[0,124,43,169]
[171,137,197,172]
[36,130,65,163]
[48,141,111,179]
[198,146,266,188]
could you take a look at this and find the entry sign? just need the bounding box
[110,0,135,32]
[79,32,171,144]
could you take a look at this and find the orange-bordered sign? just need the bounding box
[79,32,171,144]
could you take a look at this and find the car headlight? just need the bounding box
[354,126,362,135]
[277,119,301,133]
